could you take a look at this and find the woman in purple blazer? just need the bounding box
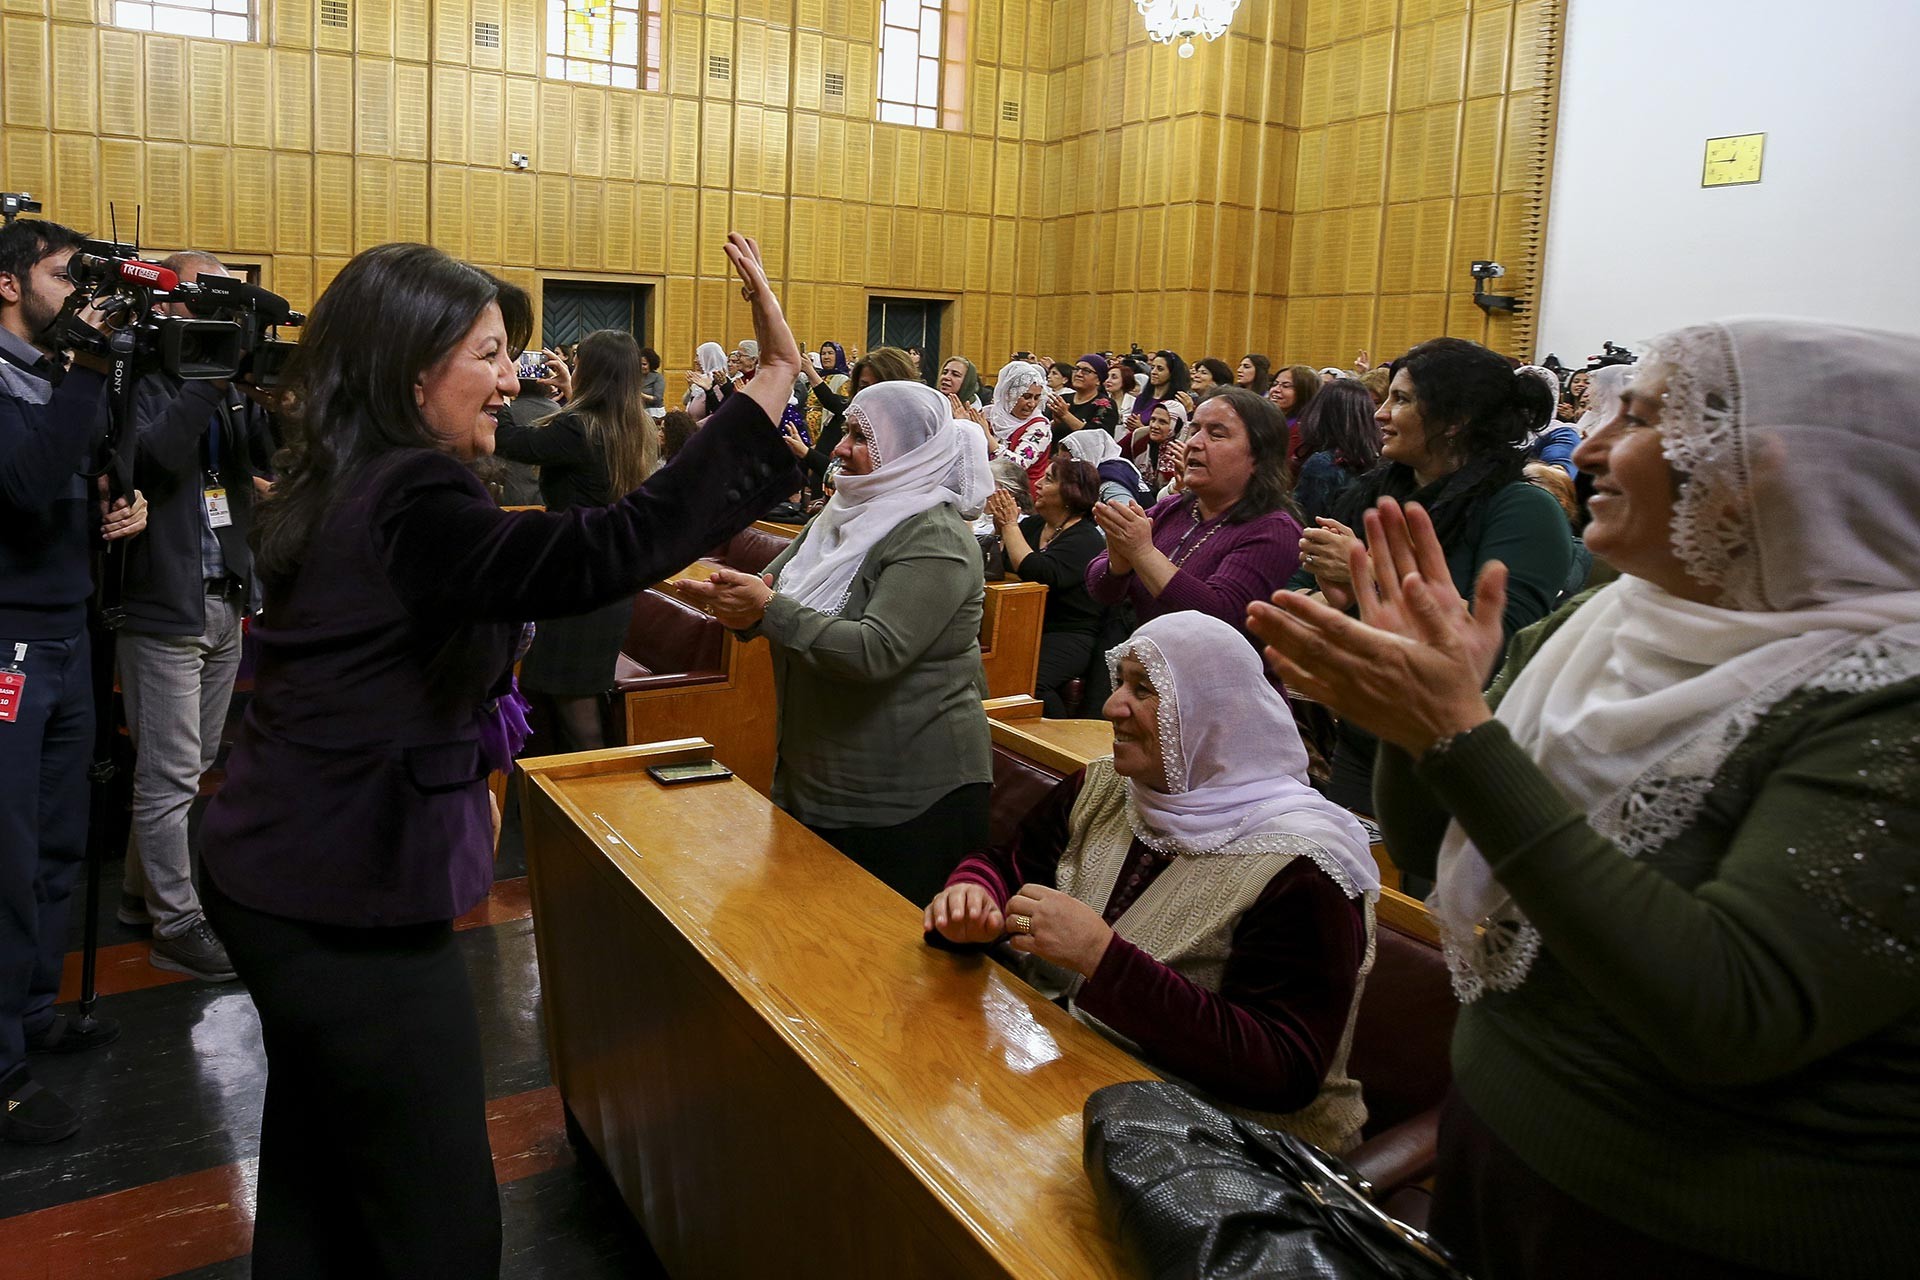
[200,235,801,1277]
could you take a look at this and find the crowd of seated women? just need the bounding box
[490,264,1916,1278]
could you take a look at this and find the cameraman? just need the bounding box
[115,250,276,982]
[0,216,148,1145]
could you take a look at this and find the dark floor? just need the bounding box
[0,710,667,1277]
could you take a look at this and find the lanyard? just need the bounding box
[207,411,222,477]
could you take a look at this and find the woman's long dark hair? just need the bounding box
[1239,353,1273,395]
[1151,349,1191,397]
[563,329,656,495]
[1199,387,1298,525]
[255,243,529,583]
[1296,378,1381,471]
[1335,337,1550,547]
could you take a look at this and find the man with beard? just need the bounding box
[0,216,148,1145]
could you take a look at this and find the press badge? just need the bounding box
[203,486,233,528]
[0,644,25,725]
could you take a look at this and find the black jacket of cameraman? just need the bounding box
[0,332,109,640]
[120,373,276,635]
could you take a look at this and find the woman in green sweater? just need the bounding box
[1246,318,1920,1278]
[686,381,995,904]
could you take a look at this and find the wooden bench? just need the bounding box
[517,738,1144,1278]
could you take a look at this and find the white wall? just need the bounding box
[1533,0,1920,363]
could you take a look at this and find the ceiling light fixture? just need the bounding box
[1134,0,1243,58]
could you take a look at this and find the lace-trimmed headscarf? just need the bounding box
[773,380,992,615]
[986,360,1047,444]
[1432,318,1920,1000]
[1573,363,1634,439]
[1105,614,1379,899]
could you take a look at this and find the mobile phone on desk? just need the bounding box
[646,759,734,786]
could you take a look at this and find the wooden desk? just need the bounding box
[985,695,1114,774]
[519,740,1144,1279]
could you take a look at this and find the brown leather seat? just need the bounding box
[1344,904,1457,1221]
[613,589,728,694]
[988,742,1073,851]
[710,525,793,576]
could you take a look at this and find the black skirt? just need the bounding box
[516,595,633,696]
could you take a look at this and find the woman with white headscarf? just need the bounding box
[983,359,1052,495]
[685,381,997,904]
[683,340,732,419]
[1572,361,1635,439]
[1517,363,1581,479]
[1248,318,1920,1277]
[926,612,1379,1153]
[1060,426,1152,507]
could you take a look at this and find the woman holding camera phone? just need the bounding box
[199,234,801,1277]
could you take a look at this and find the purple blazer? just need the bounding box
[201,391,798,927]
[1086,493,1303,650]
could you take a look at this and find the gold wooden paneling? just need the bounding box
[354,157,393,247]
[316,52,355,153]
[188,145,231,247]
[0,0,1559,376]
[49,21,93,134]
[314,152,354,255]
[232,148,272,250]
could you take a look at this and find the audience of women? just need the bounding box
[1139,400,1190,497]
[637,346,666,419]
[1248,317,1920,1279]
[1061,427,1154,507]
[1519,364,1581,478]
[793,345,918,497]
[1235,354,1274,396]
[1290,377,1382,527]
[925,613,1379,1151]
[985,458,1108,717]
[1573,362,1634,438]
[1103,358,1139,421]
[1298,337,1572,814]
[493,328,658,751]
[1048,353,1119,438]
[200,235,799,1275]
[684,381,995,906]
[982,359,1053,493]
[1126,350,1190,457]
[684,341,729,412]
[1086,388,1303,660]
[937,356,983,412]
[1270,362,1321,466]
[1189,357,1232,401]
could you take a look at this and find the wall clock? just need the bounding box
[1702,133,1765,187]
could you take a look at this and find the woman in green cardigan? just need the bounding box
[686,381,996,904]
[1247,318,1920,1279]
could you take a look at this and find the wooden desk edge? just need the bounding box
[518,753,1149,1275]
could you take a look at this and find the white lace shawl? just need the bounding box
[1432,318,1920,1000]
[1106,614,1380,900]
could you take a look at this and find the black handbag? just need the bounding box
[1084,1081,1469,1280]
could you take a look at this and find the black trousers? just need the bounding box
[0,626,92,1083]
[204,872,501,1279]
[808,782,992,907]
[1034,630,1097,720]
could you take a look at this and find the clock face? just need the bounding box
[1703,133,1765,187]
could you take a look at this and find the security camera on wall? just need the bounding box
[1470,260,1519,314]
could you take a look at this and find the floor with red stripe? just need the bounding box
[0,772,666,1277]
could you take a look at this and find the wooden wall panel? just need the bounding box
[0,0,1561,375]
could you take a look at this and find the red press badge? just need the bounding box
[0,669,22,724]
